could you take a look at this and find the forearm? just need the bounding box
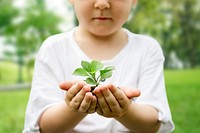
[39,102,86,133]
[115,103,161,133]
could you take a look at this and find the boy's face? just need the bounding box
[69,0,137,36]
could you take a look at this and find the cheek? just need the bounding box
[114,10,130,24]
[74,6,90,22]
[113,4,132,21]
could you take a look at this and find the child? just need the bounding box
[23,0,174,132]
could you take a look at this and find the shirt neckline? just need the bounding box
[68,27,132,65]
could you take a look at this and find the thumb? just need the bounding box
[59,81,73,91]
[59,80,86,91]
[121,87,141,99]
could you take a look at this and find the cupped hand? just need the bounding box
[59,81,97,114]
[93,84,140,118]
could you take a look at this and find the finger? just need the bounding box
[96,102,103,116]
[60,80,85,91]
[87,96,97,114]
[108,84,128,108]
[94,86,111,113]
[100,85,120,112]
[70,85,90,109]
[121,87,141,99]
[59,81,73,91]
[67,83,84,101]
[79,92,94,113]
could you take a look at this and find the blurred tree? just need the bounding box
[0,0,18,34]
[124,0,167,40]
[124,0,170,66]
[3,0,62,83]
[163,0,200,68]
[124,0,200,68]
[73,14,79,26]
[159,0,200,68]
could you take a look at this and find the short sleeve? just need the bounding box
[136,39,174,133]
[23,38,65,133]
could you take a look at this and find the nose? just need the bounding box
[94,0,110,9]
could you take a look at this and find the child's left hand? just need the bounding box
[93,84,140,118]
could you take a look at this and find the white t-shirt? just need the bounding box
[23,28,174,133]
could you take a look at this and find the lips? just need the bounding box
[97,17,108,20]
[93,17,112,20]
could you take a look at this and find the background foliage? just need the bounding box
[125,0,200,68]
[0,0,200,133]
[0,0,62,83]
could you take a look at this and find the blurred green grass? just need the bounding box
[0,62,200,133]
[0,61,31,85]
[0,61,18,85]
[165,69,200,133]
[0,90,30,133]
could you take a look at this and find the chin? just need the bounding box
[91,28,117,37]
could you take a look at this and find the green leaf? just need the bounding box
[81,61,91,72]
[99,66,115,79]
[85,77,97,85]
[73,60,115,87]
[90,60,104,72]
[100,70,113,80]
[104,66,115,71]
[72,68,89,76]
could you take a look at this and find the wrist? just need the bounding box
[62,102,88,117]
[113,101,134,120]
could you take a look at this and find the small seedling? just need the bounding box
[72,60,115,91]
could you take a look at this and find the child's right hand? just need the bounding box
[60,81,97,114]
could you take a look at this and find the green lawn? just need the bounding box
[0,90,30,133]
[0,61,200,133]
[0,61,31,133]
[165,69,200,133]
[0,61,31,85]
